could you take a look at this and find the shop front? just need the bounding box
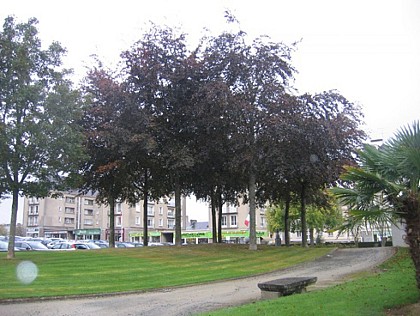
[222,230,268,244]
[181,232,212,244]
[74,228,102,240]
[44,230,71,239]
[129,231,162,243]
[181,230,268,244]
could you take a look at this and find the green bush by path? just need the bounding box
[0,244,331,300]
[203,248,419,316]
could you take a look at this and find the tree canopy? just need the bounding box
[1,14,366,252]
[331,121,420,288]
[79,17,365,249]
[0,16,84,258]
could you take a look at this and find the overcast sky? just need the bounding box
[1,0,419,224]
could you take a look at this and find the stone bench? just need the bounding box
[257,277,317,299]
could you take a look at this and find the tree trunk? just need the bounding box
[284,191,291,246]
[109,196,115,248]
[7,187,19,259]
[309,227,315,246]
[300,181,308,247]
[353,227,360,247]
[403,197,420,289]
[211,190,217,243]
[143,170,149,246]
[217,188,223,243]
[248,171,257,250]
[174,180,182,246]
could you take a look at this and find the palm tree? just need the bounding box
[331,121,420,289]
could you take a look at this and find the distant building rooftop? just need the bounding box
[186,220,209,231]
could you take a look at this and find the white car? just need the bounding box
[51,241,101,250]
[0,240,20,252]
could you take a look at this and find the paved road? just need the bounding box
[1,247,395,316]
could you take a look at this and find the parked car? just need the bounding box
[51,241,101,250]
[0,240,20,252]
[14,241,49,251]
[78,242,101,250]
[93,240,109,248]
[149,242,164,246]
[115,242,135,248]
[51,242,80,250]
[47,239,66,249]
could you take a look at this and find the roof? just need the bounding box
[186,221,209,230]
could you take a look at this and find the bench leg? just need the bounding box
[261,290,284,300]
[260,287,308,300]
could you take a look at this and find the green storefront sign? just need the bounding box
[74,229,101,236]
[129,231,161,237]
[182,232,213,238]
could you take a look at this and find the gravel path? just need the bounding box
[1,247,395,316]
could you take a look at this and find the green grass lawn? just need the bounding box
[0,244,331,300]
[202,248,420,316]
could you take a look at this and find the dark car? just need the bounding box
[77,242,101,250]
[14,241,49,251]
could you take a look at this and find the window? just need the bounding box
[230,215,237,227]
[28,216,38,226]
[84,209,94,216]
[159,218,163,227]
[135,217,140,225]
[221,216,227,227]
[147,218,154,227]
[168,219,175,229]
[84,199,94,206]
[167,209,174,217]
[29,197,39,204]
[84,219,93,226]
[147,205,154,216]
[65,196,75,204]
[116,203,122,214]
[159,206,163,215]
[29,205,38,215]
[116,216,122,226]
[65,207,75,214]
[260,216,266,228]
[65,217,75,224]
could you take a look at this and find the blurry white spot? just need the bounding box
[16,261,38,285]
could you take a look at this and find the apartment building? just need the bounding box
[24,191,369,245]
[205,202,269,244]
[23,191,187,243]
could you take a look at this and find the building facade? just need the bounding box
[206,202,269,243]
[24,191,383,245]
[23,191,187,243]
